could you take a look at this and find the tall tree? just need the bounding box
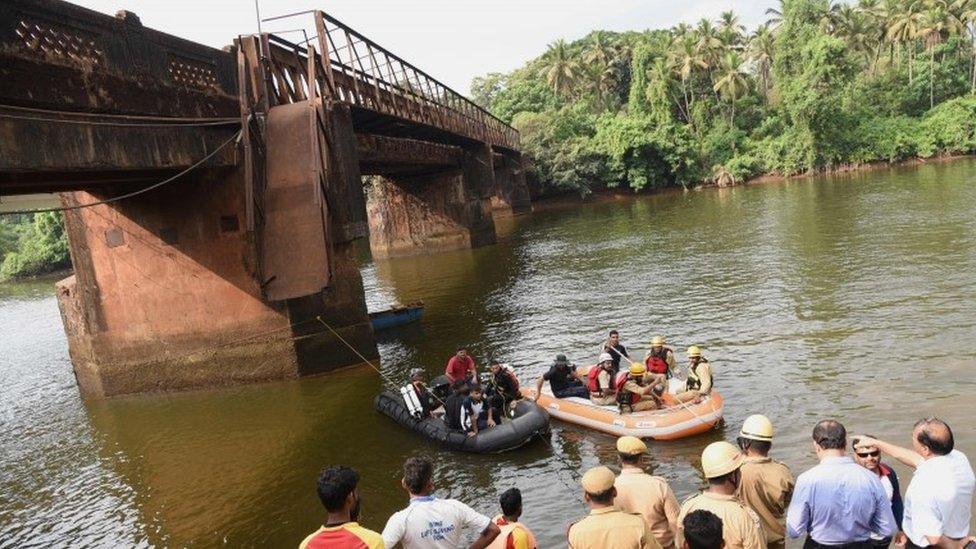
[919,0,964,107]
[714,51,749,126]
[540,39,581,97]
[887,0,925,83]
[749,25,776,103]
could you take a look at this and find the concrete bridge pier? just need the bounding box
[54,101,379,399]
[490,154,533,216]
[366,143,498,258]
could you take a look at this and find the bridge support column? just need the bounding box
[366,144,497,258]
[490,154,532,215]
[56,170,303,399]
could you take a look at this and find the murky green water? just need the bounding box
[3,160,976,547]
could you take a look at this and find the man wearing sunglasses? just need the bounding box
[852,436,904,547]
[855,419,976,549]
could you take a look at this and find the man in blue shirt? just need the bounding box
[786,419,897,549]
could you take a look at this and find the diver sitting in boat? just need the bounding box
[533,354,589,400]
[616,363,663,413]
[461,384,498,437]
[443,380,469,430]
[485,359,521,418]
[674,346,712,404]
[587,353,618,406]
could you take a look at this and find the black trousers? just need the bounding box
[803,538,873,549]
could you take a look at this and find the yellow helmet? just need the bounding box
[651,335,666,347]
[739,414,774,442]
[701,441,744,478]
[629,363,647,377]
[687,345,702,358]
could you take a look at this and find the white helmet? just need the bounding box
[598,353,614,364]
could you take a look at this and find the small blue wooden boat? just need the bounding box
[368,302,424,331]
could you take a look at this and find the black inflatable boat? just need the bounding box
[375,376,550,453]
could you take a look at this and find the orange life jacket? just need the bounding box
[586,365,604,393]
[487,515,538,549]
[645,355,669,375]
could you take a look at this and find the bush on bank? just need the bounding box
[0,212,71,281]
[471,0,976,195]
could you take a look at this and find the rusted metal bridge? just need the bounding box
[0,0,531,398]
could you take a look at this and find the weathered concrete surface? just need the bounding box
[0,109,238,195]
[57,170,297,398]
[490,153,532,215]
[56,164,376,398]
[366,145,497,258]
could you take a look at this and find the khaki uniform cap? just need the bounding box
[735,457,794,547]
[678,492,767,549]
[617,436,648,455]
[581,466,616,493]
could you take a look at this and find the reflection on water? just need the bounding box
[3,161,976,547]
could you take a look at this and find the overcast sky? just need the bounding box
[73,0,773,94]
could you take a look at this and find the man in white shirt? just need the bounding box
[382,457,500,549]
[856,418,976,549]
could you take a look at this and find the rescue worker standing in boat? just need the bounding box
[616,364,662,412]
[587,353,618,406]
[675,346,712,404]
[735,415,794,549]
[602,330,629,374]
[678,441,767,549]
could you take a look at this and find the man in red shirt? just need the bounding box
[445,346,478,385]
[299,466,383,549]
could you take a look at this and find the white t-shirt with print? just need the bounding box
[382,495,492,549]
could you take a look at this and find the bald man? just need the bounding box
[856,419,976,549]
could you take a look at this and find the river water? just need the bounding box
[3,160,976,547]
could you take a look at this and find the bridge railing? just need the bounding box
[247,11,519,152]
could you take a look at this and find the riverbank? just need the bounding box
[529,152,976,212]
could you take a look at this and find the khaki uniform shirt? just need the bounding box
[735,457,794,548]
[615,468,680,549]
[688,362,713,394]
[568,506,662,549]
[678,492,766,549]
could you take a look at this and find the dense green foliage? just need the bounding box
[0,213,71,281]
[472,0,976,194]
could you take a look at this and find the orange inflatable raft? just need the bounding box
[520,386,724,440]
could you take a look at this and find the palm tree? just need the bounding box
[748,25,776,103]
[695,18,725,67]
[887,1,925,83]
[584,31,615,68]
[540,39,581,97]
[713,51,749,126]
[718,10,746,47]
[765,1,785,30]
[918,0,965,107]
[670,34,708,120]
[952,0,976,93]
